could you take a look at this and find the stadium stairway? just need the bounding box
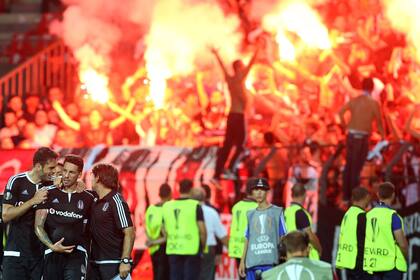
[0,0,54,76]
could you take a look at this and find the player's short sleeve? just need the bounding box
[245,225,249,239]
[212,210,227,239]
[279,213,287,236]
[196,205,204,221]
[36,189,56,210]
[36,198,49,210]
[295,209,311,230]
[83,191,96,211]
[111,194,133,229]
[3,175,20,206]
[392,213,402,232]
[245,210,254,239]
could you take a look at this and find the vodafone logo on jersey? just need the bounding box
[49,208,83,219]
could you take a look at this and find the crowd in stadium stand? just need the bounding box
[0,0,419,210]
[0,0,419,147]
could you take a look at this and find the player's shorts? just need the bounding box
[2,255,43,280]
[87,261,120,280]
[43,246,88,280]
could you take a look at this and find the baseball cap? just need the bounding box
[246,177,270,192]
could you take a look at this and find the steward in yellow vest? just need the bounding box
[145,183,172,280]
[228,180,257,266]
[284,184,322,260]
[336,187,371,280]
[363,182,408,280]
[162,179,207,280]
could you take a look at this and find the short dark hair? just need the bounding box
[63,154,84,172]
[378,182,395,200]
[159,183,172,198]
[33,147,58,167]
[201,184,211,200]
[245,179,255,195]
[191,188,205,202]
[283,231,309,254]
[291,183,306,198]
[92,163,119,190]
[351,187,369,202]
[362,78,374,92]
[179,179,193,194]
[5,108,15,115]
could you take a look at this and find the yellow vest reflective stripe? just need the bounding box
[163,199,200,255]
[145,204,163,255]
[228,200,257,258]
[364,207,407,272]
[284,204,320,260]
[336,206,365,269]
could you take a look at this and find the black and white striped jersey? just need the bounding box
[36,187,95,249]
[2,172,43,258]
[90,190,133,262]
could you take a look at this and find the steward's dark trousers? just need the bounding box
[372,269,403,280]
[168,254,201,280]
[199,246,216,280]
[347,268,372,280]
[151,245,170,280]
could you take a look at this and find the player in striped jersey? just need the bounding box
[34,154,95,280]
[2,147,58,280]
[88,163,135,280]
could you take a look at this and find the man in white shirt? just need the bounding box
[191,188,228,280]
[34,110,57,147]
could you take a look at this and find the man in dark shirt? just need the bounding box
[284,184,322,259]
[211,45,259,182]
[145,183,172,280]
[336,187,371,280]
[2,147,58,280]
[88,164,135,280]
[34,155,95,280]
[354,188,370,279]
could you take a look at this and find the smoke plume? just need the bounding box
[145,0,242,78]
[382,0,420,62]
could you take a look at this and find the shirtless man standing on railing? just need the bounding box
[338,77,385,206]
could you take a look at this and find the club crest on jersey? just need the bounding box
[102,202,109,212]
[77,200,84,210]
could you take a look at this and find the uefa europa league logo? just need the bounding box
[174,208,181,229]
[259,214,266,235]
[236,211,241,231]
[371,218,378,242]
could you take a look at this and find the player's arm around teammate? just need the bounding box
[2,147,58,280]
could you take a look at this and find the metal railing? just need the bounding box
[0,40,76,110]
